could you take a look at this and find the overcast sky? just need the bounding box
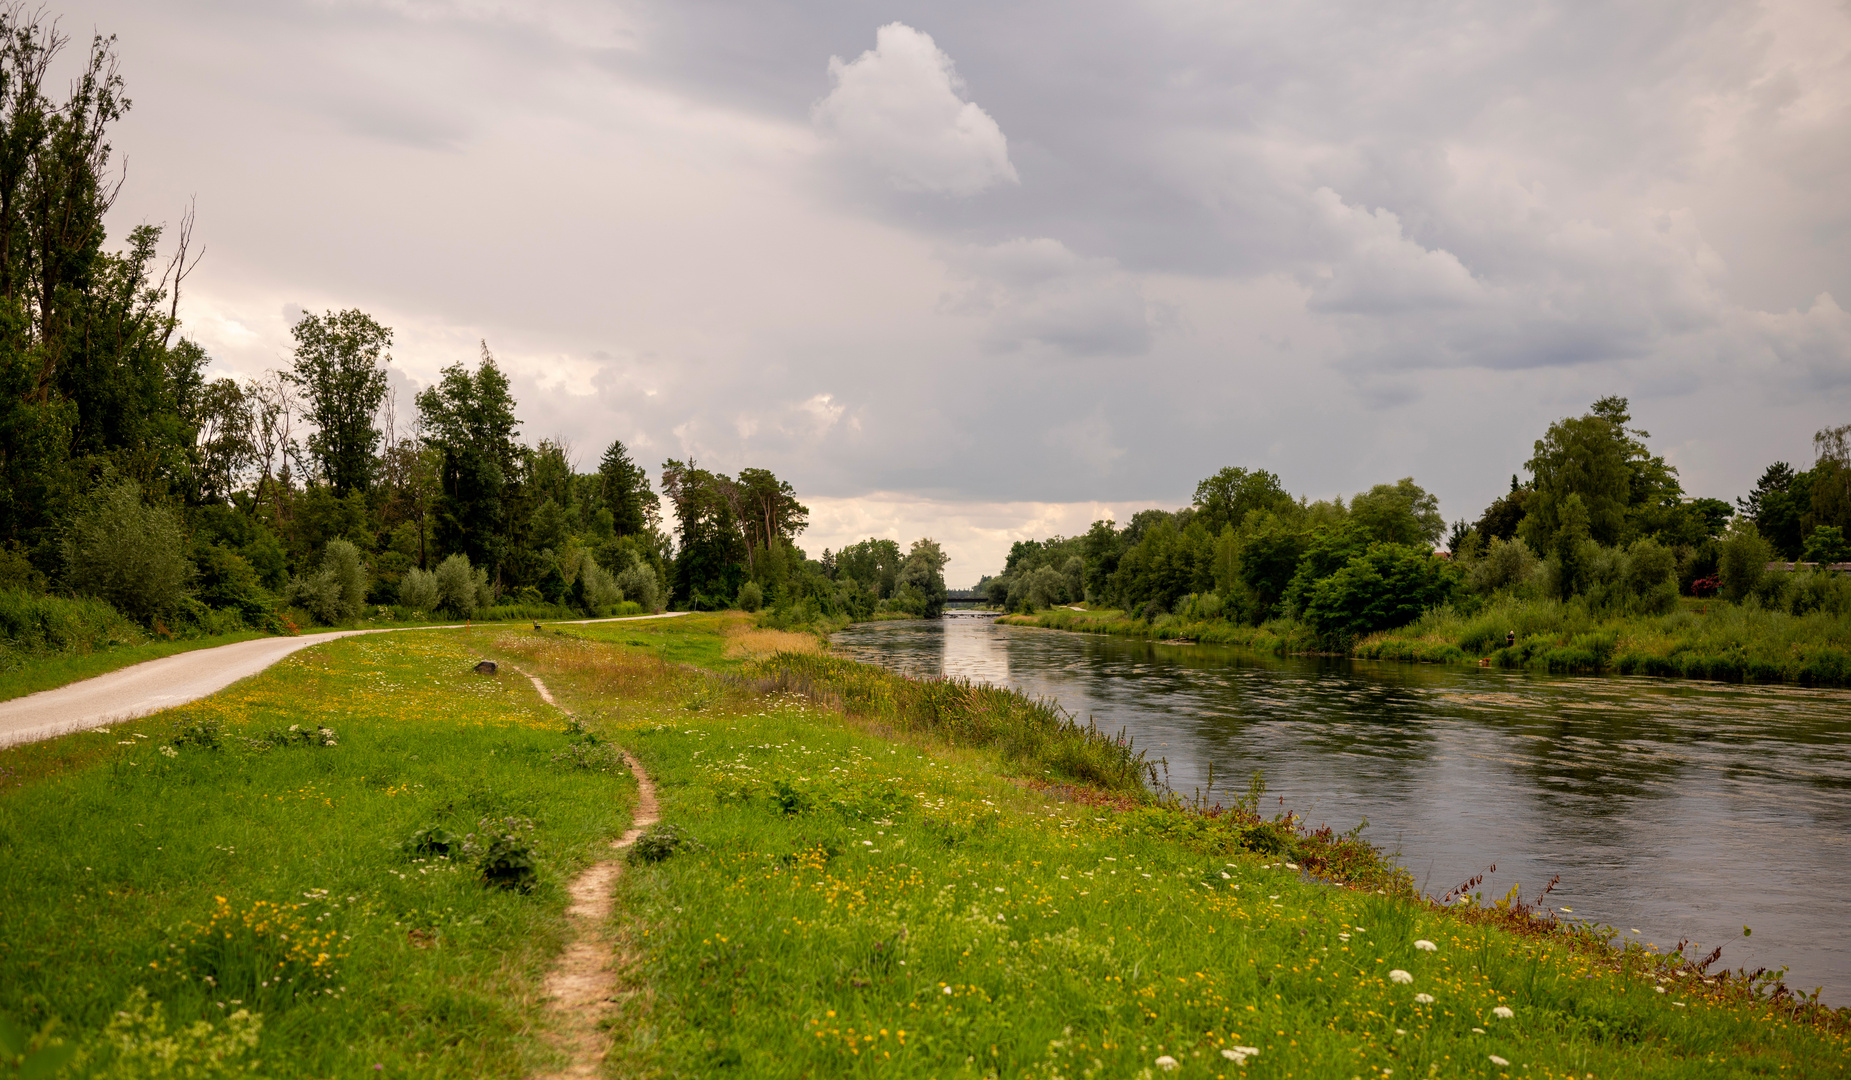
[72,0,1851,584]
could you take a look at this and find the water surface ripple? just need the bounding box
[832,616,1851,1003]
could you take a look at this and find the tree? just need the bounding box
[1193,466,1293,534]
[1520,404,1632,551]
[1300,544,1458,644]
[1738,462,1807,559]
[62,481,191,624]
[897,538,949,618]
[418,344,521,577]
[660,458,746,608]
[289,309,391,494]
[1350,477,1444,547]
[1553,492,1594,599]
[597,438,657,537]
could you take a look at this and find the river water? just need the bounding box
[831,615,1851,1003]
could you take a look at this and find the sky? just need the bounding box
[66,0,1851,585]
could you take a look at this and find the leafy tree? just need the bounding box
[660,459,746,608]
[419,345,520,579]
[1552,492,1594,599]
[1300,544,1459,643]
[1807,425,1851,542]
[835,538,902,598]
[1472,478,1530,543]
[62,480,190,624]
[897,538,949,617]
[1716,521,1772,604]
[1803,525,1850,564]
[1520,406,1632,551]
[1192,466,1293,534]
[1350,477,1444,547]
[288,309,391,494]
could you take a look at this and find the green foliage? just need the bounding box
[896,538,949,618]
[1191,465,1293,534]
[0,588,139,655]
[190,544,271,627]
[735,581,764,612]
[1349,477,1444,547]
[288,309,392,494]
[1717,522,1773,604]
[1467,536,1540,594]
[63,482,192,625]
[1552,492,1595,599]
[1300,543,1460,643]
[432,553,482,618]
[1802,525,1850,564]
[398,566,440,612]
[283,538,368,625]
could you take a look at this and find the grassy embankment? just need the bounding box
[518,615,1846,1077]
[3,612,1845,1076]
[1002,599,1851,685]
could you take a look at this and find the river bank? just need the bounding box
[2,613,1844,1075]
[999,596,1851,686]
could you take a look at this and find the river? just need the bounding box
[831,614,1851,1003]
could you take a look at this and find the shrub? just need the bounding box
[463,816,538,891]
[1717,522,1773,603]
[1467,536,1539,594]
[433,553,478,617]
[283,539,369,625]
[0,588,140,653]
[398,566,441,612]
[62,481,192,624]
[616,559,662,612]
[736,581,764,612]
[627,822,705,864]
[193,544,272,626]
[1301,543,1459,643]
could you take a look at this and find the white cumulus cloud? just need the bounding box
[813,23,1019,196]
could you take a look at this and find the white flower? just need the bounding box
[941,986,952,995]
[1155,1055,1179,1071]
[1414,939,1437,951]
[1389,969,1414,984]
[1492,1006,1514,1019]
[1413,993,1435,1004]
[1655,986,1666,993]
[1490,1055,1510,1067]
[159,745,179,758]
[1284,862,1299,869]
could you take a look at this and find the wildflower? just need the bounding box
[159,745,179,758]
[1413,993,1435,1004]
[1221,1046,1259,1064]
[942,986,952,995]
[1492,1006,1514,1019]
[1155,1055,1179,1071]
[1654,986,1665,993]
[1489,1056,1510,1067]
[1414,939,1437,951]
[1389,969,1413,984]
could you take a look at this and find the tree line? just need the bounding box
[983,397,1850,642]
[0,8,955,638]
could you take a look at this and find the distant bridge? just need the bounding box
[944,589,991,608]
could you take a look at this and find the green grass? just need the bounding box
[5,614,1847,1077]
[0,629,636,1077]
[480,621,1850,1079]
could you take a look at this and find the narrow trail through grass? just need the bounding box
[511,663,661,1080]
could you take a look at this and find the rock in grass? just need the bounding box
[473,660,498,675]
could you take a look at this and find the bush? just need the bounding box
[616,559,662,613]
[62,481,192,625]
[433,553,479,618]
[1466,536,1539,594]
[283,539,369,625]
[398,566,441,612]
[193,543,272,627]
[1301,543,1459,643]
[0,588,140,654]
[736,581,764,612]
[1717,522,1773,603]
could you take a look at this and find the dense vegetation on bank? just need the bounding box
[985,397,1851,683]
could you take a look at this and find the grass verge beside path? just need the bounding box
[487,614,1850,1079]
[0,629,637,1077]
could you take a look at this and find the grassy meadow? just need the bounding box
[0,630,638,1077]
[1,612,1846,1077]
